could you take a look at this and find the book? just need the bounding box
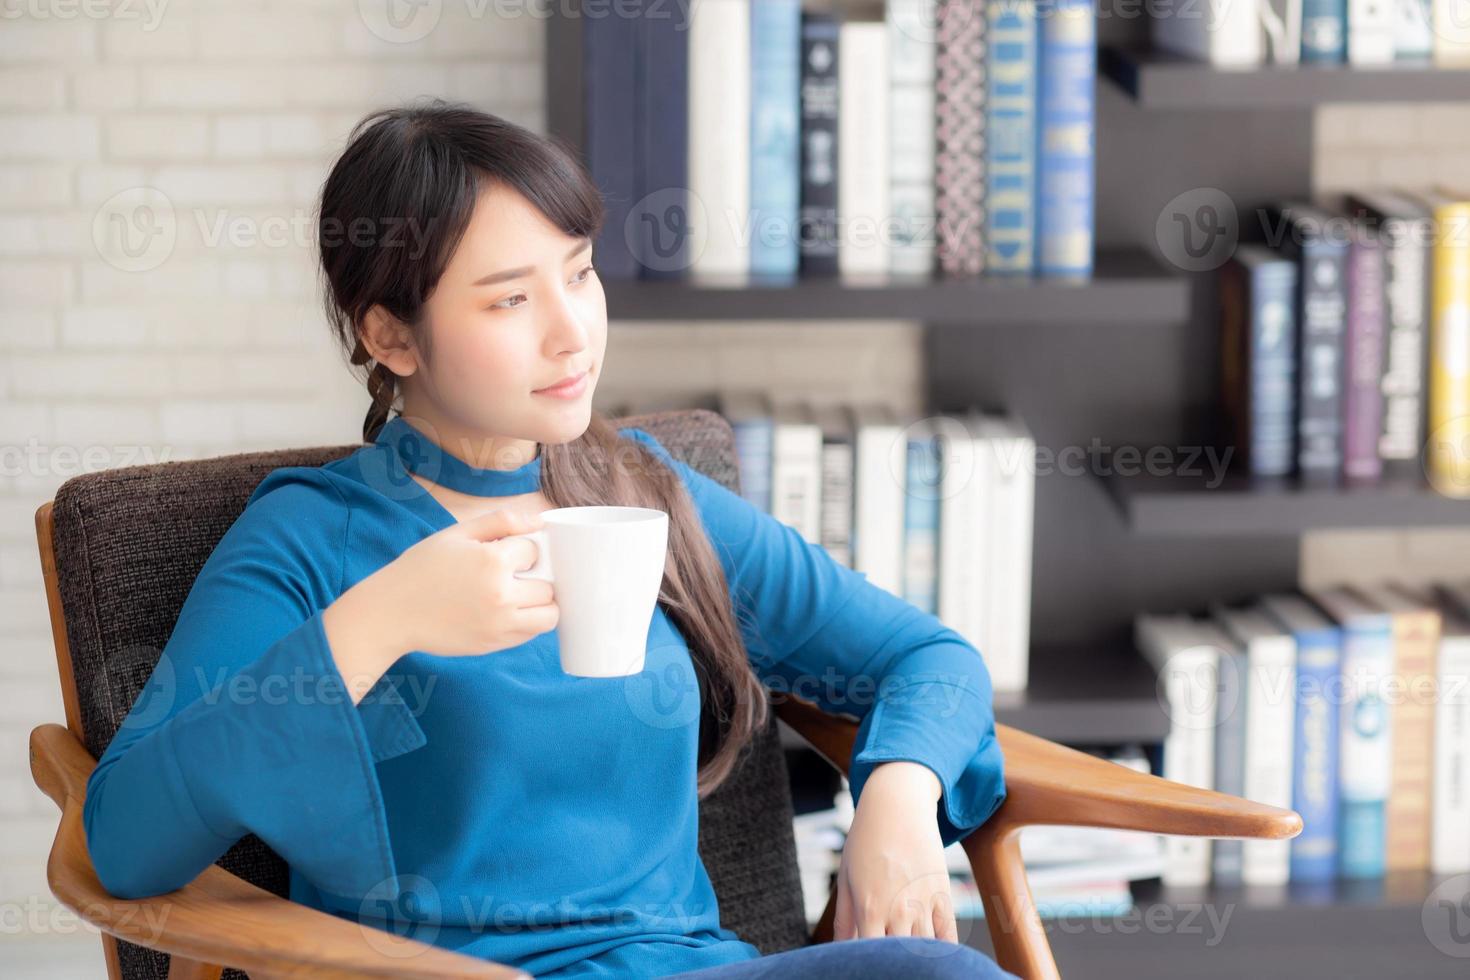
[938,411,988,662]
[1211,603,1297,886]
[798,13,841,277]
[980,414,1035,693]
[1153,0,1265,64]
[985,0,1037,273]
[1394,0,1435,59]
[888,0,938,276]
[1035,0,1095,277]
[1219,243,1299,478]
[850,402,905,596]
[1302,0,1349,60]
[579,0,640,279]
[634,0,690,279]
[934,0,987,276]
[1349,0,1399,62]
[1308,587,1395,878]
[1135,613,1220,886]
[1433,0,1470,64]
[1412,188,1470,496]
[771,400,823,544]
[1343,215,1389,484]
[718,390,774,513]
[838,21,890,276]
[1197,618,1248,886]
[1357,584,1441,871]
[814,404,855,568]
[750,0,802,278]
[1431,582,1470,873]
[902,418,942,614]
[1260,593,1343,883]
[1261,201,1348,484]
[1346,191,1432,482]
[1259,0,1305,63]
[689,0,751,277]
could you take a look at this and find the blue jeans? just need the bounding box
[662,936,1019,979]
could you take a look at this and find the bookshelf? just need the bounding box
[1104,472,1470,536]
[1101,44,1470,108]
[600,249,1188,324]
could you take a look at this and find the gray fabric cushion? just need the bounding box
[50,408,810,979]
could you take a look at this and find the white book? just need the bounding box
[689,0,751,277]
[1259,0,1304,63]
[1434,0,1470,63]
[849,402,905,596]
[887,0,937,276]
[979,415,1034,693]
[838,21,890,276]
[1395,0,1435,58]
[1350,0,1399,62]
[770,401,823,544]
[1135,613,1220,886]
[1152,0,1264,65]
[938,411,989,658]
[814,404,855,569]
[1211,604,1297,886]
[1432,584,1470,872]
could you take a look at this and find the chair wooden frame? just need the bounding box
[30,497,1302,980]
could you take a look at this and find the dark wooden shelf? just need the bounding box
[964,872,1470,978]
[1102,44,1470,108]
[778,639,1168,749]
[601,248,1188,324]
[1104,471,1470,536]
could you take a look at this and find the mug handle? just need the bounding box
[506,528,554,583]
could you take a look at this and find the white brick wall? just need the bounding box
[0,2,924,967]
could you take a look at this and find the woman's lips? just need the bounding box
[534,369,589,398]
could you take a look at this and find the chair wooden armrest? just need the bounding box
[30,723,529,980]
[773,693,1303,980]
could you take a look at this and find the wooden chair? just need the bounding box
[28,407,1301,980]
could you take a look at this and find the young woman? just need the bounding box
[84,100,1013,980]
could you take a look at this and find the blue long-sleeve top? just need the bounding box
[83,415,1006,979]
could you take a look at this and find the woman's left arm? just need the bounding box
[622,427,1007,940]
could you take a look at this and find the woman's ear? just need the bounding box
[361,304,419,379]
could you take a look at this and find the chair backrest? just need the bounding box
[47,407,811,980]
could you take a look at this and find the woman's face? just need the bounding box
[396,181,607,458]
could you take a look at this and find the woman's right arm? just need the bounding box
[82,470,427,904]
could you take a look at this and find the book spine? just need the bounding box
[1432,634,1470,873]
[1343,233,1387,483]
[798,15,840,277]
[1385,610,1438,871]
[1350,0,1399,63]
[1378,214,1431,478]
[1291,628,1342,882]
[988,430,1034,692]
[772,424,822,544]
[838,23,890,276]
[889,0,938,276]
[855,425,906,595]
[902,434,941,614]
[1212,648,1248,885]
[1433,0,1470,64]
[750,0,802,278]
[636,0,690,279]
[1161,650,1218,885]
[1035,0,1094,277]
[819,438,854,568]
[985,0,1037,273]
[732,418,773,513]
[1295,240,1348,482]
[689,0,750,277]
[1395,0,1434,58]
[1251,261,1299,477]
[583,2,641,279]
[1338,621,1395,878]
[1302,0,1349,61]
[938,422,982,650]
[1242,638,1296,885]
[1427,201,1470,495]
[935,0,987,275]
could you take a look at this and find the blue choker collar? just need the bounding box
[375,415,542,497]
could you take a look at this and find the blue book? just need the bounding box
[750,0,802,278]
[1301,0,1348,62]
[1201,621,1247,886]
[1219,244,1298,478]
[634,0,690,279]
[1035,0,1094,277]
[1262,594,1342,883]
[901,425,941,614]
[1309,588,1393,879]
[985,0,1037,274]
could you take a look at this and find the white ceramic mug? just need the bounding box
[504,505,669,677]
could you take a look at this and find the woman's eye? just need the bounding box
[571,264,594,284]
[493,294,527,310]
